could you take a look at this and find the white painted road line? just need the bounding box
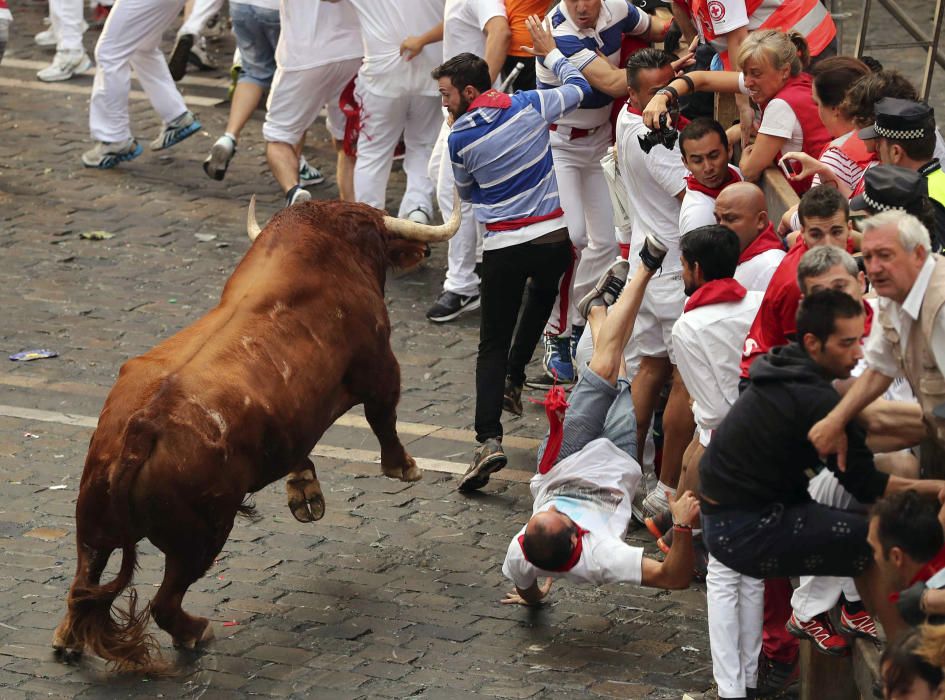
[0,403,534,482]
[0,76,221,108]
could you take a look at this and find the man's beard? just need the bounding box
[449,96,471,121]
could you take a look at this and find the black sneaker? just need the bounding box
[756,653,798,698]
[503,378,523,417]
[168,33,194,81]
[426,290,480,323]
[639,234,668,272]
[458,439,507,492]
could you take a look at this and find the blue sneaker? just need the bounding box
[542,335,575,384]
[81,138,143,169]
[150,111,201,151]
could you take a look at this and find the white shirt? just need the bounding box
[616,109,687,274]
[276,0,363,72]
[672,291,764,446]
[347,0,444,97]
[678,188,717,236]
[864,255,945,380]
[502,439,644,589]
[737,74,803,154]
[735,247,785,292]
[443,0,506,62]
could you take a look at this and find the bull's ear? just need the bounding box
[387,239,428,270]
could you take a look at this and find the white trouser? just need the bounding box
[430,118,480,297]
[353,85,440,217]
[544,126,617,337]
[791,470,862,620]
[707,554,764,698]
[90,0,188,143]
[179,0,224,37]
[49,0,85,51]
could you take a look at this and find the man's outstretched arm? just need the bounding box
[640,491,700,590]
[808,368,894,470]
[502,577,553,606]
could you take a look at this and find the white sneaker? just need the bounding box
[34,28,58,47]
[286,186,311,207]
[37,50,93,82]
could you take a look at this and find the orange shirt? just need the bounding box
[506,0,552,57]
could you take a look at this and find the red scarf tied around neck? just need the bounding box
[684,278,747,313]
[685,165,742,199]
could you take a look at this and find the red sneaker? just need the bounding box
[786,612,850,656]
[838,604,879,640]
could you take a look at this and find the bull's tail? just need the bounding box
[67,410,168,674]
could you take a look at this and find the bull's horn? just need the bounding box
[247,195,262,241]
[382,190,461,242]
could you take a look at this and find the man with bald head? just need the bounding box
[714,181,787,292]
[501,246,700,605]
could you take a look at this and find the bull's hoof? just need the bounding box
[383,454,422,482]
[172,620,214,651]
[52,619,83,662]
[286,469,326,523]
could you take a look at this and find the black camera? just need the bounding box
[638,111,679,154]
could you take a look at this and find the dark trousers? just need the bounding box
[702,501,873,579]
[474,237,571,443]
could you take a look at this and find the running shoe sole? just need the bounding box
[152,119,201,151]
[168,34,194,81]
[458,451,507,493]
[203,141,234,181]
[83,142,143,169]
[427,296,480,323]
[785,617,850,657]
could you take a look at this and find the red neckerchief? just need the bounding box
[738,224,785,264]
[685,166,742,199]
[889,545,945,602]
[684,278,747,313]
[518,525,590,572]
[532,384,570,474]
[467,89,512,112]
[624,104,691,129]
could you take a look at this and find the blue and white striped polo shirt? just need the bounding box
[535,0,650,129]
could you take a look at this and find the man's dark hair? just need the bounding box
[797,184,850,226]
[522,518,576,570]
[795,289,864,345]
[625,48,673,91]
[432,53,491,94]
[679,118,729,158]
[680,225,740,280]
[882,630,945,697]
[885,115,937,162]
[872,490,944,562]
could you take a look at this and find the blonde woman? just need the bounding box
[643,29,830,193]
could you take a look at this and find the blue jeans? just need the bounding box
[536,367,638,467]
[230,1,280,88]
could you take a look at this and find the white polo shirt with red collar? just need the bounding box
[502,438,644,589]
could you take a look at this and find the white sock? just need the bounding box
[224,132,237,144]
[655,481,676,503]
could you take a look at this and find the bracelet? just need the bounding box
[673,523,693,532]
[678,74,695,94]
[657,86,679,102]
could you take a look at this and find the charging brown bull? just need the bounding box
[52,198,459,672]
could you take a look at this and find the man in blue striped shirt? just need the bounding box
[436,18,593,493]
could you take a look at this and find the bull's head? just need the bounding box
[246,194,461,243]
